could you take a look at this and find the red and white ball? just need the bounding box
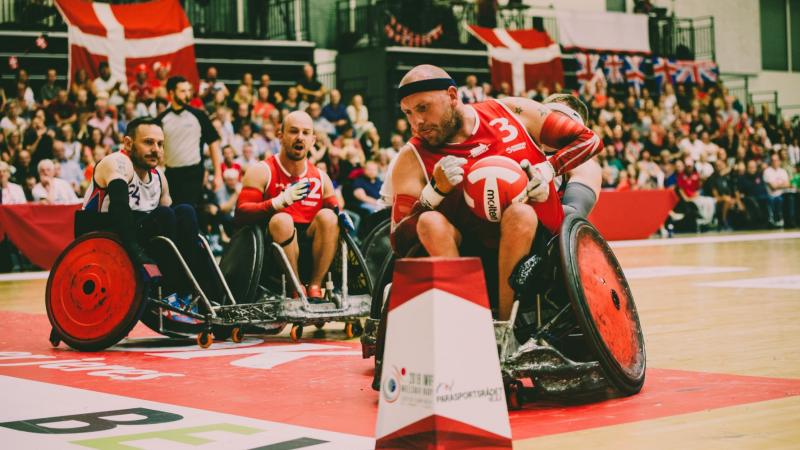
[463,155,528,222]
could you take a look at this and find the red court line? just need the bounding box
[1,311,799,440]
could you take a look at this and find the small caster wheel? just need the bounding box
[197,331,214,348]
[344,322,355,339]
[290,324,303,341]
[314,321,325,330]
[352,319,364,337]
[231,327,244,343]
[49,328,61,347]
[505,380,524,410]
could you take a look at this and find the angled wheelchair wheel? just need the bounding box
[220,225,265,304]
[360,217,392,287]
[46,232,146,351]
[559,215,646,395]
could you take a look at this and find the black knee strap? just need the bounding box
[277,229,296,247]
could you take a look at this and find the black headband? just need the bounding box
[398,78,456,101]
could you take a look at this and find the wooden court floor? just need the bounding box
[1,231,798,449]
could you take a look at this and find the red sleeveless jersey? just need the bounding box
[408,99,564,236]
[262,157,324,224]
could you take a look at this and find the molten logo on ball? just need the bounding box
[463,156,527,222]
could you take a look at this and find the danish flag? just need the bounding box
[602,54,625,84]
[467,25,565,94]
[652,57,677,88]
[624,55,645,94]
[54,0,199,89]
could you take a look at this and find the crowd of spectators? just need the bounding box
[2,59,800,270]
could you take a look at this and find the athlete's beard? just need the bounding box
[130,149,156,172]
[285,144,307,161]
[421,105,462,147]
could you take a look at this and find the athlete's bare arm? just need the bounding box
[499,96,602,175]
[390,145,427,228]
[93,152,134,189]
[157,168,172,206]
[241,161,271,192]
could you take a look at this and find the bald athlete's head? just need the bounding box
[280,110,316,161]
[399,65,462,147]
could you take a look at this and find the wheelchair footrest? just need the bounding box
[501,339,610,401]
[278,294,371,323]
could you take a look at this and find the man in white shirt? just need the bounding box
[699,131,720,162]
[53,140,83,194]
[763,153,795,227]
[93,61,128,107]
[457,75,485,104]
[31,159,80,204]
[0,161,27,204]
[678,130,704,161]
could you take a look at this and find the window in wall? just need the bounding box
[761,0,788,71]
[791,0,800,71]
[607,0,625,13]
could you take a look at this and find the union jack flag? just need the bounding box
[624,55,645,95]
[652,57,677,88]
[575,52,601,90]
[602,54,625,84]
[696,60,719,85]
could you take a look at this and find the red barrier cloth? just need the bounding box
[0,204,81,269]
[588,189,678,241]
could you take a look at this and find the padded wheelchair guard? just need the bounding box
[46,232,147,351]
[560,215,646,395]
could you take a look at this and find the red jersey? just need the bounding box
[408,99,565,237]
[262,157,325,224]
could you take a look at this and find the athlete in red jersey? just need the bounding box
[391,65,602,321]
[235,111,348,301]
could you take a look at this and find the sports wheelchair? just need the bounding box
[215,219,374,341]
[46,210,241,351]
[46,212,374,351]
[360,214,646,408]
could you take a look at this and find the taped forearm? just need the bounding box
[390,193,429,256]
[540,112,601,175]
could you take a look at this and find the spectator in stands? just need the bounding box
[764,152,794,227]
[458,74,484,104]
[351,159,383,215]
[215,168,240,237]
[276,87,298,113]
[0,161,26,204]
[11,148,33,187]
[31,159,78,204]
[261,122,281,156]
[235,142,259,172]
[1,101,26,136]
[233,84,254,107]
[59,124,80,163]
[347,94,374,139]
[296,63,325,104]
[738,160,771,228]
[220,145,243,180]
[393,117,411,141]
[87,95,117,147]
[69,69,94,103]
[199,66,228,102]
[130,64,155,104]
[231,122,266,158]
[636,150,664,189]
[677,159,715,227]
[705,159,736,230]
[253,86,275,128]
[39,68,60,107]
[260,73,271,90]
[52,140,82,195]
[47,89,77,129]
[321,89,349,135]
[23,111,54,166]
[93,61,127,107]
[307,102,335,138]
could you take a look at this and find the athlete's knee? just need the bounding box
[314,208,338,231]
[501,203,537,237]
[173,204,199,234]
[268,212,294,240]
[150,206,177,235]
[417,211,454,242]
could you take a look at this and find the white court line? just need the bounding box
[0,271,49,282]
[610,231,800,249]
[697,275,800,290]
[624,266,749,280]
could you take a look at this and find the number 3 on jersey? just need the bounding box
[489,117,519,143]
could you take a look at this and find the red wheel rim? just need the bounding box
[575,227,644,380]
[48,236,139,341]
